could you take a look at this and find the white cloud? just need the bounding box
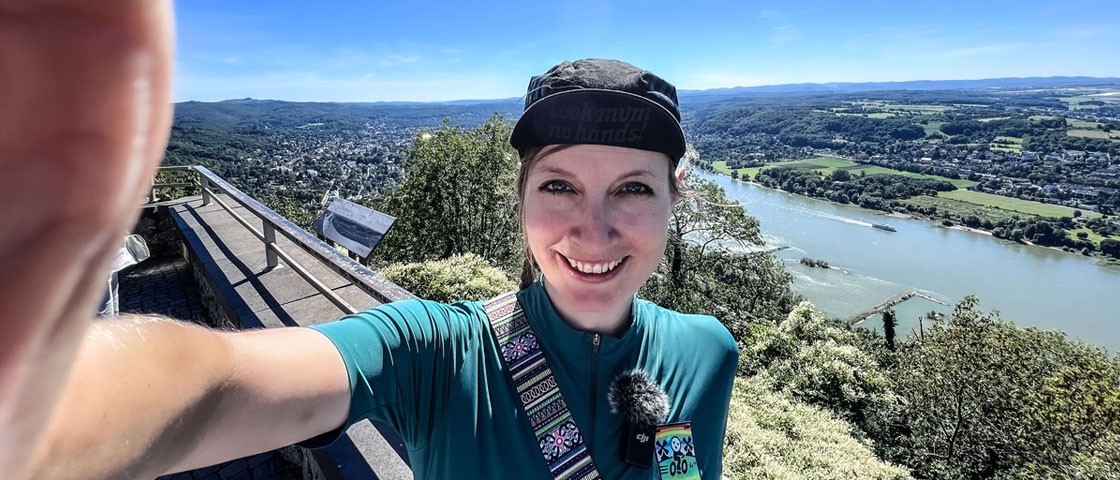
[174,69,515,102]
[757,9,785,20]
[770,24,797,44]
[930,43,1028,59]
[386,54,421,64]
[687,73,776,89]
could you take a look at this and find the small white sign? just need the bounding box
[312,197,396,258]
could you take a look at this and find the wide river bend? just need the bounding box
[699,171,1120,352]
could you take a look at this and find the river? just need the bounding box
[697,171,1120,352]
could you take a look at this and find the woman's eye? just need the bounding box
[539,180,572,194]
[621,182,654,196]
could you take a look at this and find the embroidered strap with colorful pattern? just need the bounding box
[483,292,602,480]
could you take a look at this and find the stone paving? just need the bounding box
[119,255,208,322]
[117,253,303,480]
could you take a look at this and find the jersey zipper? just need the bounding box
[589,333,601,443]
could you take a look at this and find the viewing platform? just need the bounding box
[120,166,416,479]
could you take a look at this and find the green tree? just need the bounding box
[265,193,317,230]
[882,296,1120,479]
[882,309,897,351]
[1100,238,1120,258]
[664,175,763,288]
[830,168,852,182]
[379,253,516,304]
[724,376,913,480]
[739,302,894,437]
[375,114,521,271]
[640,174,796,332]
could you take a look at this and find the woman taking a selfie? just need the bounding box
[2,4,735,475]
[298,58,739,480]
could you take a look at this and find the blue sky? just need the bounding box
[174,0,1120,102]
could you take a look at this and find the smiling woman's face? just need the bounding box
[521,144,676,329]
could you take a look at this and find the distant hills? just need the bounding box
[174,98,523,128]
[183,76,1120,108]
[678,76,1120,98]
[173,76,1120,128]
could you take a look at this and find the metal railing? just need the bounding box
[151,165,414,314]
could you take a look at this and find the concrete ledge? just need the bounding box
[170,196,413,480]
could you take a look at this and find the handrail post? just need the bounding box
[264,223,279,269]
[200,175,212,206]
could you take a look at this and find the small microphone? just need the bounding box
[608,369,670,469]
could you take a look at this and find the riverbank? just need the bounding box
[710,169,1119,264]
[699,170,1120,352]
[949,225,993,236]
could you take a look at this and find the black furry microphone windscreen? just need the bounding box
[608,368,670,427]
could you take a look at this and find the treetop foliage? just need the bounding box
[374,115,522,273]
[641,174,797,331]
[723,376,912,480]
[379,253,517,304]
[734,294,1120,479]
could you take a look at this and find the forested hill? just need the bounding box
[164,76,1120,244]
[679,75,1120,99]
[173,98,523,128]
[174,76,1120,126]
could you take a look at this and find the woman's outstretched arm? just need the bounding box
[26,316,351,480]
[1,3,355,479]
[1,1,175,476]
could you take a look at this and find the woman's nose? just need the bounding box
[574,196,616,245]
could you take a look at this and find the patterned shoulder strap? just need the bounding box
[484,292,602,480]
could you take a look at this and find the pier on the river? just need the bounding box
[848,291,949,325]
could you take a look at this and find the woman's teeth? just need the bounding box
[566,257,623,274]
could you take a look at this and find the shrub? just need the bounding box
[379,253,516,303]
[723,376,912,480]
[740,302,893,437]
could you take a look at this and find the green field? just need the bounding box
[1068,129,1120,141]
[829,110,893,119]
[922,121,944,136]
[1069,119,1101,129]
[1069,227,1109,244]
[890,104,953,113]
[905,196,1111,245]
[746,156,855,177]
[838,164,977,188]
[991,135,1023,153]
[731,156,977,188]
[711,160,737,175]
[938,189,1101,218]
[712,160,761,179]
[822,102,953,120]
[902,195,1030,224]
[1061,94,1120,110]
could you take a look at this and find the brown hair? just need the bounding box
[514,145,684,289]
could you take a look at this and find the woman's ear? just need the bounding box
[672,163,688,203]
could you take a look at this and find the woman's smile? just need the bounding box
[521,144,676,332]
[558,252,630,280]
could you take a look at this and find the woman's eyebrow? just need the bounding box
[535,165,576,177]
[618,169,657,179]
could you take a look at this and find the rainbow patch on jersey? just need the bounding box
[654,422,699,480]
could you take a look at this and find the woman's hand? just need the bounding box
[0,1,174,477]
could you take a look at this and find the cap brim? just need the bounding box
[510,89,685,160]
